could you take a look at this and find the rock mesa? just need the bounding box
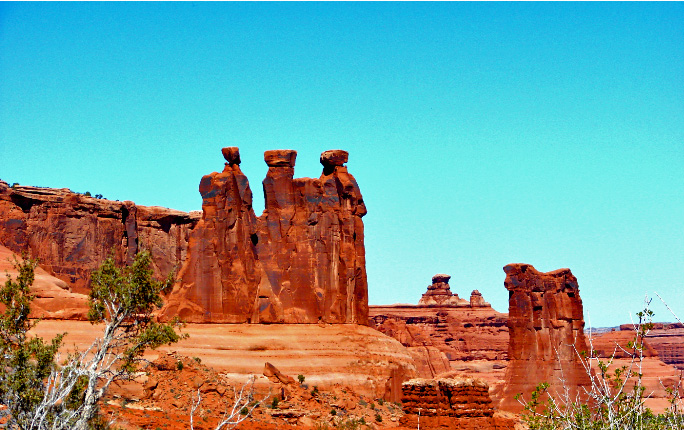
[0,180,200,294]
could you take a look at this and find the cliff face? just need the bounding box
[162,148,369,324]
[0,181,200,294]
[627,323,684,370]
[496,263,591,412]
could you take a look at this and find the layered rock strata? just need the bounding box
[419,274,467,306]
[496,263,591,412]
[400,378,515,430]
[162,148,368,324]
[0,181,200,294]
[629,323,684,370]
[370,274,508,382]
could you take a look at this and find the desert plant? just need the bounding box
[517,297,683,430]
[190,375,269,430]
[0,251,185,430]
[0,255,64,429]
[298,374,305,384]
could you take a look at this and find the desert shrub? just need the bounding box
[375,412,382,422]
[176,360,184,371]
[0,251,185,430]
[518,299,683,430]
[330,408,337,416]
[298,374,305,384]
[271,396,280,409]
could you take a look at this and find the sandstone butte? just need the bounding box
[494,263,592,412]
[160,147,368,324]
[369,274,509,392]
[2,149,683,427]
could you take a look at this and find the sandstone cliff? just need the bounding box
[162,148,368,324]
[625,323,684,370]
[0,180,200,294]
[496,263,591,412]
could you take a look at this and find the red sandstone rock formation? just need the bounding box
[162,148,368,324]
[0,181,199,294]
[418,274,467,306]
[400,378,515,430]
[496,263,591,412]
[624,323,684,370]
[0,245,89,319]
[370,274,508,384]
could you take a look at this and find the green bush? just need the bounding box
[517,303,683,430]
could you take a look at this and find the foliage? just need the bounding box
[517,298,683,430]
[298,374,305,384]
[0,255,64,429]
[0,250,185,430]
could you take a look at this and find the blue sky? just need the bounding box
[1,3,682,327]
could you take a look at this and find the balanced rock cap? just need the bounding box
[222,147,241,165]
[320,150,349,167]
[432,274,451,284]
[264,150,297,167]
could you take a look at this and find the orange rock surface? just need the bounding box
[162,147,368,324]
[632,323,684,370]
[370,274,509,388]
[30,319,415,402]
[496,263,591,412]
[0,244,89,319]
[400,378,516,430]
[0,180,199,294]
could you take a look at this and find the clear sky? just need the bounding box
[1,3,682,327]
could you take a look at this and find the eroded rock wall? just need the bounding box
[496,263,591,412]
[162,148,368,324]
[400,378,515,430]
[0,181,199,294]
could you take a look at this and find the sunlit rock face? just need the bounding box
[495,263,591,412]
[370,274,508,387]
[0,181,200,294]
[162,147,369,324]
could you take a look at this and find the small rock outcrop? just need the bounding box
[400,378,515,429]
[0,181,200,294]
[496,263,591,412]
[419,274,467,306]
[162,148,368,324]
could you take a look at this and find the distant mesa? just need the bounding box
[418,273,490,308]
